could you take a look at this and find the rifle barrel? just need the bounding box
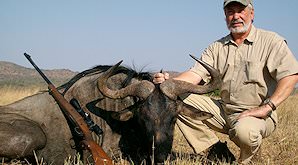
[24,53,52,85]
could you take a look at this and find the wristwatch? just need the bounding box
[263,98,276,117]
[263,98,276,110]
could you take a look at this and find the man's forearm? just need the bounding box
[174,70,203,85]
[270,74,298,108]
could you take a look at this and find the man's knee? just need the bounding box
[229,118,263,148]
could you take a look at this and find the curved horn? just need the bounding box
[97,61,155,100]
[160,55,222,100]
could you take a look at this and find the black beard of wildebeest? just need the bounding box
[0,58,221,164]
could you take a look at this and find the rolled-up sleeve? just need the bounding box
[189,45,216,83]
[267,36,298,81]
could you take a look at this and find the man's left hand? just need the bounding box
[237,104,272,120]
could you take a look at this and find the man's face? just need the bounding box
[224,2,254,34]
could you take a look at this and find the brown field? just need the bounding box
[0,86,297,165]
[0,85,44,106]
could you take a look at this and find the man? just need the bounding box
[153,0,298,164]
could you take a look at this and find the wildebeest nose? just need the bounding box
[155,131,162,142]
[154,119,160,125]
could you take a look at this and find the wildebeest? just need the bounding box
[0,58,221,164]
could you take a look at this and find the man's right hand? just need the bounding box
[153,72,170,84]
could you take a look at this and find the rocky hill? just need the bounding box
[0,61,77,87]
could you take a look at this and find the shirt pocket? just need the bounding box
[244,61,264,85]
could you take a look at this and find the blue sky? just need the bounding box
[1,0,298,72]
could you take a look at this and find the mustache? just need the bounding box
[231,19,244,24]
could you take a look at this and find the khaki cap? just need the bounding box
[223,0,253,8]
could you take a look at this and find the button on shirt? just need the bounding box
[190,25,298,117]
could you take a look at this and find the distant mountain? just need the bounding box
[0,61,77,87]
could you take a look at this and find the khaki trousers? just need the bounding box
[176,94,276,164]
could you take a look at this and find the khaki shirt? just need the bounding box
[190,25,298,118]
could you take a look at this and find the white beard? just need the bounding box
[227,20,251,34]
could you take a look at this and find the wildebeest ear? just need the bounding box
[111,109,133,121]
[179,103,213,120]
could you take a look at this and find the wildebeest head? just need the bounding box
[97,58,222,162]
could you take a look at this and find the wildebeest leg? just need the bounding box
[0,113,46,160]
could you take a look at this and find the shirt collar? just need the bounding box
[246,25,256,43]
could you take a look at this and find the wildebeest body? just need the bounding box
[0,66,156,163]
[0,60,221,164]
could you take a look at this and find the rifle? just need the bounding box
[24,53,113,165]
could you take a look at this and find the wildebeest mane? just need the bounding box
[60,64,153,95]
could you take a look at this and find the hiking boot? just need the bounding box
[206,141,236,164]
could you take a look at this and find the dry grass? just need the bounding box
[252,94,298,165]
[0,85,44,106]
[0,86,297,164]
[208,94,298,165]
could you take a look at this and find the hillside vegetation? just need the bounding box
[0,61,76,88]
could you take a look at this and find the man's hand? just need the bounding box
[237,104,272,120]
[238,74,298,120]
[153,72,170,84]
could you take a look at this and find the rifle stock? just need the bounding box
[24,53,113,165]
